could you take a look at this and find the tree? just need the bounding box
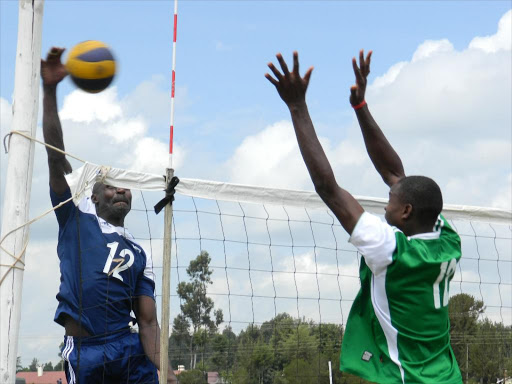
[43,361,54,371]
[28,358,39,372]
[54,341,65,371]
[280,324,318,363]
[54,360,65,371]
[16,356,23,373]
[282,358,319,384]
[177,369,207,384]
[469,319,512,384]
[449,293,484,381]
[170,313,192,369]
[176,251,223,369]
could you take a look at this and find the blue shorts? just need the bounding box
[61,329,158,384]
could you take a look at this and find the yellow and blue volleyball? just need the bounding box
[65,41,116,93]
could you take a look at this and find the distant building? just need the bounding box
[207,371,222,384]
[16,371,65,384]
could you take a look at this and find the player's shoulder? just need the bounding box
[350,212,396,246]
[77,195,97,216]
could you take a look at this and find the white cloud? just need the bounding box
[0,97,12,130]
[55,80,185,176]
[60,87,122,123]
[372,61,407,89]
[99,116,147,143]
[126,136,185,174]
[469,10,512,53]
[491,173,512,210]
[411,39,454,62]
[225,120,311,189]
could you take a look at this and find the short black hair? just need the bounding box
[396,176,443,226]
[92,182,104,196]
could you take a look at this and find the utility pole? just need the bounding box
[466,343,469,384]
[0,1,44,382]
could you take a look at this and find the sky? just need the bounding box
[0,0,511,368]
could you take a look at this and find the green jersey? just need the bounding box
[340,213,462,384]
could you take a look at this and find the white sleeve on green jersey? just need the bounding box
[349,212,397,275]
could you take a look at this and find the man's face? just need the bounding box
[92,184,132,223]
[384,184,404,227]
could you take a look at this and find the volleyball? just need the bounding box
[65,40,116,93]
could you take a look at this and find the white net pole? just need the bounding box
[0,0,44,382]
[160,0,179,381]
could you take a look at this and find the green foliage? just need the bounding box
[43,361,54,371]
[177,369,207,384]
[177,251,223,333]
[28,358,39,372]
[172,251,224,370]
[54,360,65,371]
[279,324,318,362]
[16,356,24,373]
[57,342,64,359]
[468,319,512,383]
[448,293,511,384]
[282,358,321,384]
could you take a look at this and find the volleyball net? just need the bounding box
[59,163,511,383]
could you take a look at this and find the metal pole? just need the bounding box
[160,168,174,383]
[328,360,333,384]
[0,1,44,382]
[466,343,469,384]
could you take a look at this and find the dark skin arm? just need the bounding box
[350,50,405,187]
[266,52,364,234]
[134,296,179,384]
[41,47,72,195]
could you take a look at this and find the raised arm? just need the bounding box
[266,52,363,234]
[350,50,405,187]
[41,47,72,195]
[134,296,179,384]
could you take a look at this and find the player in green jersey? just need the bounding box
[265,50,462,384]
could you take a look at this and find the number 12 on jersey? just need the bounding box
[103,241,135,282]
[433,259,457,309]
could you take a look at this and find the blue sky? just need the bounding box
[1,0,511,368]
[1,1,511,155]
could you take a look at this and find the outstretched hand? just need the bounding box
[41,47,68,87]
[350,49,372,106]
[265,51,313,107]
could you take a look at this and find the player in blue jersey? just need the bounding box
[41,47,179,384]
[266,51,462,383]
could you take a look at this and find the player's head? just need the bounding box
[91,182,132,225]
[384,176,443,230]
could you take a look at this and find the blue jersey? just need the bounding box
[51,187,155,337]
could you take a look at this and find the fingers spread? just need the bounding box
[359,49,365,71]
[276,53,290,76]
[352,57,364,84]
[303,66,314,86]
[293,51,299,75]
[366,50,372,74]
[265,73,278,86]
[267,62,283,80]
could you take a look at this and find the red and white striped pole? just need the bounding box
[169,0,178,169]
[160,1,178,382]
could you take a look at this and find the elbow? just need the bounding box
[314,178,338,200]
[48,157,71,174]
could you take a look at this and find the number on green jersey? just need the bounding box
[433,258,457,309]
